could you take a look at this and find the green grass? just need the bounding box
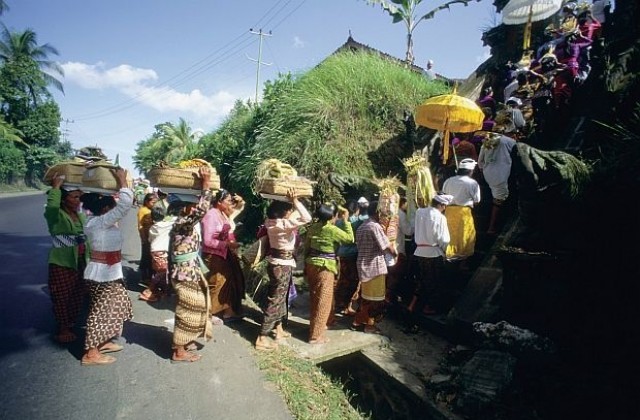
[254,346,368,420]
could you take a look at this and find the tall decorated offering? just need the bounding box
[403,153,436,221]
[377,177,402,266]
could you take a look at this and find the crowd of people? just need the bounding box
[44,155,492,364]
[481,1,610,147]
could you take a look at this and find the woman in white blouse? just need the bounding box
[79,168,133,366]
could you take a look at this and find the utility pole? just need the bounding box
[247,28,272,103]
[61,118,74,142]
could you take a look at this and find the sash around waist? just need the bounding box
[269,248,294,260]
[307,248,336,260]
[90,250,121,265]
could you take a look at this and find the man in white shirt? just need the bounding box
[443,159,481,262]
[405,194,452,332]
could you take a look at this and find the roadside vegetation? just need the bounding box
[254,346,367,420]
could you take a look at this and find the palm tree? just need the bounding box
[364,0,479,65]
[0,24,64,95]
[0,116,26,146]
[157,118,198,163]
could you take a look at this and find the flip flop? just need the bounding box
[99,343,123,354]
[171,353,202,364]
[309,337,330,345]
[211,316,224,326]
[81,354,116,366]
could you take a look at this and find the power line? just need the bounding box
[247,29,272,103]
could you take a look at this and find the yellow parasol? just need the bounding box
[415,87,484,163]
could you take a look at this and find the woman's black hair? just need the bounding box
[143,193,156,205]
[368,200,379,219]
[315,203,338,222]
[167,201,187,216]
[213,189,231,205]
[80,193,116,215]
[267,200,294,219]
[151,205,166,222]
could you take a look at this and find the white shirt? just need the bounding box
[413,206,449,258]
[443,175,481,207]
[478,135,517,189]
[84,188,133,282]
[149,217,176,252]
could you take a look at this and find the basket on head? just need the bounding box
[258,178,314,197]
[148,159,220,190]
[81,162,132,191]
[43,161,87,186]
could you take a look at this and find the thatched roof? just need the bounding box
[330,34,455,85]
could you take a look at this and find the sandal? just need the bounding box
[350,323,364,332]
[171,352,202,363]
[81,354,116,366]
[99,343,123,353]
[211,316,224,326]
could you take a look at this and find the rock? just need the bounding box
[454,350,516,417]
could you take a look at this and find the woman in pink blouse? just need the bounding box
[255,189,311,351]
[201,189,246,322]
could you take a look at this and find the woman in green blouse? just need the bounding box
[44,174,88,343]
[304,203,354,344]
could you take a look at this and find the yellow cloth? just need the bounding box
[360,275,386,302]
[137,206,152,243]
[445,206,476,259]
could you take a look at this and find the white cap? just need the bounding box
[433,194,454,205]
[357,196,369,205]
[459,158,477,170]
[506,97,522,107]
[427,59,434,65]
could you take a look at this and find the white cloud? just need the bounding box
[61,61,238,122]
[62,62,157,89]
[293,36,305,49]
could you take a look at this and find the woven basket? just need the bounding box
[258,177,314,197]
[43,162,86,185]
[81,163,133,191]
[148,167,220,190]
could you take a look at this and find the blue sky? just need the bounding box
[4,0,497,175]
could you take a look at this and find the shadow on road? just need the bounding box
[123,320,173,360]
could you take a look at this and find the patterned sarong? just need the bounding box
[445,206,476,259]
[259,264,292,336]
[172,279,213,347]
[84,280,132,349]
[204,252,245,315]
[306,264,335,341]
[48,261,86,328]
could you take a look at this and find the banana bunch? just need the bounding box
[177,158,212,168]
[257,158,297,179]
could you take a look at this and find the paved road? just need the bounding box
[0,193,291,420]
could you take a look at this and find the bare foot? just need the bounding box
[255,336,278,351]
[309,336,330,345]
[171,351,202,363]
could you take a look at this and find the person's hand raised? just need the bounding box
[52,173,64,189]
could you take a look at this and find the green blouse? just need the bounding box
[44,188,88,269]
[304,220,354,274]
